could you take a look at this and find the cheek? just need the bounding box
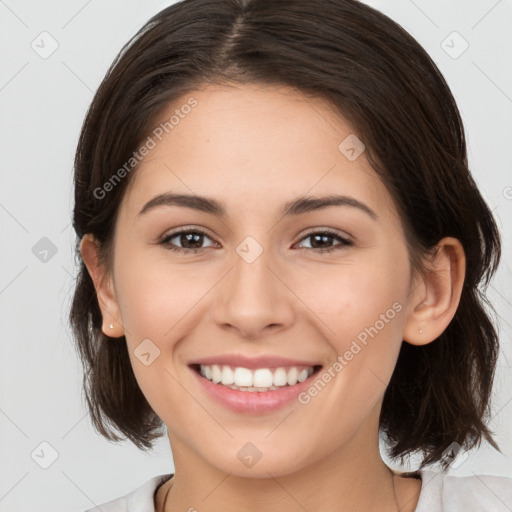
[113,254,220,408]
[114,258,202,418]
[300,258,407,341]
[294,250,410,401]
[294,267,407,438]
[115,249,210,340]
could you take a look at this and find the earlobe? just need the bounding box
[79,234,125,338]
[403,237,466,346]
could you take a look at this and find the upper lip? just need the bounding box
[188,354,322,370]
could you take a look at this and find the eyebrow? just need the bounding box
[137,193,377,220]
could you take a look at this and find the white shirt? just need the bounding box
[83,469,512,511]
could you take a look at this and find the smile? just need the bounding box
[197,364,318,391]
[189,361,323,413]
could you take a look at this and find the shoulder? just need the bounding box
[82,473,173,512]
[414,469,512,512]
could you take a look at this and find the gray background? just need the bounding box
[1,0,511,510]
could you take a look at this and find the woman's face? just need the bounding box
[102,83,423,477]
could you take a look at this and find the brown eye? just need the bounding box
[296,230,353,253]
[160,228,218,253]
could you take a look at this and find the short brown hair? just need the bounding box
[69,0,502,468]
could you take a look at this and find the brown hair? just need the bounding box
[69,0,502,468]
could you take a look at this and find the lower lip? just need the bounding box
[190,366,321,414]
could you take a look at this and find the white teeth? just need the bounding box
[287,367,298,386]
[297,369,309,383]
[198,364,316,391]
[253,369,273,388]
[221,366,234,385]
[211,364,222,384]
[273,367,288,387]
[234,367,253,387]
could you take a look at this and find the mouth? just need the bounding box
[187,354,324,413]
[190,363,323,392]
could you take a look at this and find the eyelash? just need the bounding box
[159,226,353,254]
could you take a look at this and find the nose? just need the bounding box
[213,245,295,340]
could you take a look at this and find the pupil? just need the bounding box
[182,232,202,249]
[311,234,332,248]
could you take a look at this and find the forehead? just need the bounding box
[120,82,392,220]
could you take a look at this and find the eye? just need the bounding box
[158,227,353,255]
[159,227,219,253]
[295,229,353,253]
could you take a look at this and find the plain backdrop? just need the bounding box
[1,0,511,510]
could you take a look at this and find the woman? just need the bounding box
[70,0,512,510]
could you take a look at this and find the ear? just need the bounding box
[79,234,125,338]
[402,237,466,346]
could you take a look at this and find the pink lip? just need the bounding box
[188,354,320,370]
[188,364,322,414]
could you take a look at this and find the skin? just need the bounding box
[81,82,466,512]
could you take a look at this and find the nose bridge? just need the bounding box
[213,236,294,336]
[232,240,275,300]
